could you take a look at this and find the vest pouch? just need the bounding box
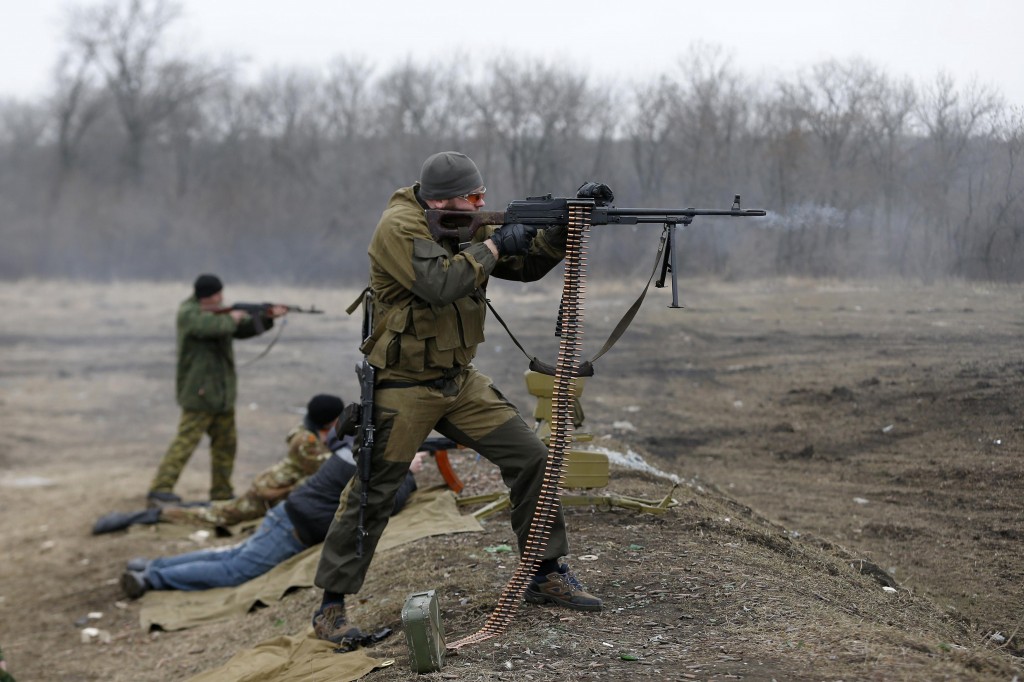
[398,332,426,372]
[414,304,459,351]
[454,295,486,347]
[425,339,455,368]
[367,330,401,368]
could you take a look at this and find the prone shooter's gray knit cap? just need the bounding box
[418,151,484,200]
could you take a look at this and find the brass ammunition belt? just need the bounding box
[447,201,592,650]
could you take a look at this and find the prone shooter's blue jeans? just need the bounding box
[144,503,306,591]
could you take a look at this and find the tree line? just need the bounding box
[1,0,1022,284]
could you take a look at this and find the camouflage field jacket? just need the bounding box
[174,296,272,413]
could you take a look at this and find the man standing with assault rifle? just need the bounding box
[311,151,603,646]
[147,274,288,506]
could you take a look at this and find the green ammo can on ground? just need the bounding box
[401,589,446,673]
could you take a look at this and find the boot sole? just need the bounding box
[120,571,147,600]
[314,626,363,646]
[523,588,602,612]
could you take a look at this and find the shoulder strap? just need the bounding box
[487,228,670,376]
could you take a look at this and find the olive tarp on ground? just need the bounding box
[184,633,389,682]
[139,487,483,632]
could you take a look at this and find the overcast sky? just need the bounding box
[3,0,1023,106]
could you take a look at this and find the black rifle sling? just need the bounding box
[485,227,669,376]
[238,316,286,368]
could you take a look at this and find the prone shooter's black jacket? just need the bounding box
[284,435,417,547]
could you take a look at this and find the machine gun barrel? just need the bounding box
[599,206,766,224]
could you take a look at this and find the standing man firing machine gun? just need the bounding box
[312,151,603,648]
[312,151,765,654]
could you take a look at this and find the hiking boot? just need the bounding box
[146,491,182,508]
[209,490,234,502]
[524,564,602,612]
[125,557,150,572]
[120,570,151,600]
[312,602,362,646]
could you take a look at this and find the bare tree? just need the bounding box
[982,106,1024,279]
[0,99,49,170]
[913,73,1002,276]
[370,56,475,184]
[251,68,326,186]
[0,98,49,201]
[323,55,374,144]
[66,0,219,182]
[754,87,808,213]
[792,58,879,208]
[862,74,917,239]
[477,57,598,194]
[627,75,679,202]
[669,44,753,202]
[7,30,1024,284]
[50,48,108,201]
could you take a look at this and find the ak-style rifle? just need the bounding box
[203,301,325,364]
[354,290,375,558]
[212,302,324,316]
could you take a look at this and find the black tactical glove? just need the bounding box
[576,181,615,205]
[490,222,538,256]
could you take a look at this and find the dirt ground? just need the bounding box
[1,277,1022,681]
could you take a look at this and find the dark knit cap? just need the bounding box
[307,394,344,429]
[418,151,484,200]
[193,274,223,299]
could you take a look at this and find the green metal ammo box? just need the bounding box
[401,589,445,673]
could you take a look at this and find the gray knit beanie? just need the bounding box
[418,151,484,200]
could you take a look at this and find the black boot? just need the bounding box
[91,507,162,535]
[120,570,151,599]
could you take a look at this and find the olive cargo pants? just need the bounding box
[315,367,569,595]
[149,409,237,500]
